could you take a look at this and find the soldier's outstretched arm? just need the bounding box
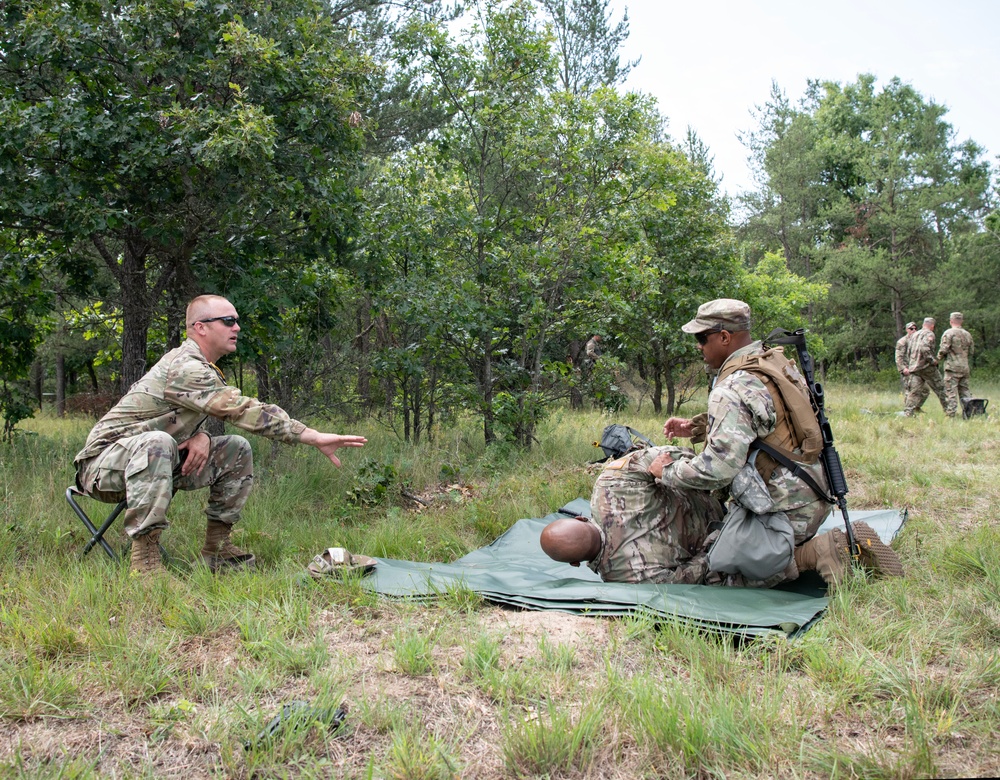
[299,429,367,467]
[663,417,693,439]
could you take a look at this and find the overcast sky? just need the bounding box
[612,0,1000,197]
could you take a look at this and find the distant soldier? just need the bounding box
[937,312,975,418]
[895,321,917,394]
[902,317,947,416]
[585,334,602,363]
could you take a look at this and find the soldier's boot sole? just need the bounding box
[850,521,904,578]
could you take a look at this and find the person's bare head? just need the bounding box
[539,516,602,565]
[923,317,935,331]
[185,295,240,362]
[950,311,964,327]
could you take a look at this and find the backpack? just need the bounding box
[717,346,823,484]
[592,424,653,463]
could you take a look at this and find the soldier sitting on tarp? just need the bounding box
[542,298,903,588]
[74,294,367,577]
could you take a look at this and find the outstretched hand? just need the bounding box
[299,429,367,467]
[663,417,693,439]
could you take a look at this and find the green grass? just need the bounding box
[2,381,1000,777]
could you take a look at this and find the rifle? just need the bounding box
[763,327,858,560]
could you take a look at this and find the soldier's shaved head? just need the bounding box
[540,517,602,564]
[186,295,233,328]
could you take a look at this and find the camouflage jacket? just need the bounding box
[907,328,938,372]
[588,445,722,584]
[658,341,831,539]
[74,339,306,465]
[937,327,974,374]
[894,333,912,373]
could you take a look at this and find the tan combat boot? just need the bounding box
[794,529,850,587]
[795,521,904,588]
[130,529,166,576]
[201,520,256,573]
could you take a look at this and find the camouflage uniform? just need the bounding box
[659,341,833,587]
[74,339,306,537]
[937,323,974,417]
[588,446,723,584]
[895,332,913,394]
[903,328,947,416]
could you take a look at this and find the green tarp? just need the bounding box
[361,499,906,638]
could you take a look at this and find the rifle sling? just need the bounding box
[749,440,835,504]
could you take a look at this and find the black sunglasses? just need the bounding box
[199,316,239,327]
[694,328,724,345]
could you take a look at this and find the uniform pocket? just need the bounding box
[123,448,150,479]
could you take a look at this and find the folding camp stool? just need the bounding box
[65,485,128,561]
[962,398,989,419]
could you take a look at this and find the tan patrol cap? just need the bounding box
[905,321,917,329]
[681,298,751,334]
[950,312,963,320]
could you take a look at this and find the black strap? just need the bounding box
[750,440,835,504]
[625,426,654,449]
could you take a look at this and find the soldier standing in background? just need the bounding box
[937,312,975,418]
[584,334,602,363]
[895,321,917,394]
[902,317,948,416]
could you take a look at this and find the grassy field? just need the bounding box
[1,382,999,779]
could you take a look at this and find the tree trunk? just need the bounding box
[166,299,183,350]
[255,355,272,403]
[480,329,495,445]
[651,345,664,415]
[85,359,99,393]
[118,247,154,395]
[665,365,676,416]
[30,359,43,410]
[355,303,372,411]
[55,352,66,418]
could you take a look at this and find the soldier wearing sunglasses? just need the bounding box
[74,295,367,577]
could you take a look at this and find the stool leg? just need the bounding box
[85,501,127,560]
[66,488,125,561]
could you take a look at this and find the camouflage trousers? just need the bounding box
[903,367,947,416]
[943,371,971,418]
[75,432,254,537]
[590,466,724,584]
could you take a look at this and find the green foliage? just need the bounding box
[0,0,374,389]
[346,459,400,507]
[491,391,550,447]
[742,75,996,370]
[0,239,53,436]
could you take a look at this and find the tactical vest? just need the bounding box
[716,347,823,484]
